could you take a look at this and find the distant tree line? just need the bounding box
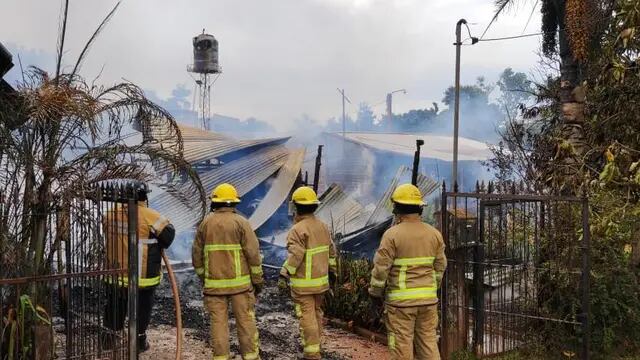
[325,68,534,142]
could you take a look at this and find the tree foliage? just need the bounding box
[0,1,206,280]
[488,0,640,355]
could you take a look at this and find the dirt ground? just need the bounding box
[143,269,388,360]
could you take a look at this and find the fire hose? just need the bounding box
[161,251,182,360]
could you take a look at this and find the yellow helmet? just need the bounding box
[211,183,241,204]
[391,183,424,206]
[291,186,319,205]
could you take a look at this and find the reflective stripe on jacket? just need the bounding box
[281,214,337,295]
[104,202,172,288]
[369,214,447,307]
[192,207,264,296]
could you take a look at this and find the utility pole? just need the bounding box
[386,89,406,131]
[337,88,351,138]
[452,19,477,189]
[452,19,466,189]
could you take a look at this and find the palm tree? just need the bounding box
[491,0,613,188]
[0,1,206,282]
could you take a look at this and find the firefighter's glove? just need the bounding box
[368,285,384,299]
[254,283,263,295]
[369,296,384,319]
[328,271,337,288]
[277,275,289,295]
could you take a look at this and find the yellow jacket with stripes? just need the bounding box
[104,202,174,288]
[280,214,337,296]
[192,207,264,296]
[369,214,447,307]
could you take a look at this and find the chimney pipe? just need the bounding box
[313,145,323,193]
[412,139,424,185]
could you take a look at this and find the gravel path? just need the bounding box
[143,269,388,359]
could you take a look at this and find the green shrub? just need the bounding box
[324,256,384,332]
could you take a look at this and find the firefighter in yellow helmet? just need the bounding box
[368,183,447,360]
[103,181,176,352]
[279,186,337,360]
[192,183,263,360]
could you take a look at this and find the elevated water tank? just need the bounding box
[190,33,220,74]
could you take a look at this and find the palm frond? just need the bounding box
[71,1,121,77]
[482,0,525,39]
[55,0,69,81]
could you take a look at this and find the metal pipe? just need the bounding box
[452,19,466,189]
[313,145,323,193]
[411,140,424,185]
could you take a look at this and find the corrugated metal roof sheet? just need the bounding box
[315,183,370,236]
[328,132,492,161]
[248,148,305,231]
[178,124,230,141]
[152,137,290,174]
[151,145,291,234]
[366,166,440,225]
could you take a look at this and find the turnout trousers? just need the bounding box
[291,293,324,359]
[385,303,440,360]
[204,290,260,360]
[103,284,156,347]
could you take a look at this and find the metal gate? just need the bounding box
[439,185,590,359]
[0,184,140,359]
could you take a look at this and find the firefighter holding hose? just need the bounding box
[192,183,263,360]
[103,181,176,352]
[279,186,337,360]
[368,183,447,360]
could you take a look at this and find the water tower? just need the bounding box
[188,30,221,131]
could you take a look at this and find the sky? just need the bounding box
[1,0,542,131]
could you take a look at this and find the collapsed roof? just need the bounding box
[328,132,492,162]
[151,124,304,235]
[312,166,440,259]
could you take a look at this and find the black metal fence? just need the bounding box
[0,184,140,359]
[439,184,590,359]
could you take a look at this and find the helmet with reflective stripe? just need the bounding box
[391,183,424,206]
[211,183,241,203]
[291,186,319,205]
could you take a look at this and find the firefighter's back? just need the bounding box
[385,215,444,307]
[199,208,253,296]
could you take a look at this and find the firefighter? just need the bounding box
[192,183,263,360]
[278,186,337,360]
[368,183,447,360]
[103,181,175,352]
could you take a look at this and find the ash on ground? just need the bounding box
[145,268,387,360]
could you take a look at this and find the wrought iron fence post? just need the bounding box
[127,189,139,359]
[473,202,486,357]
[65,215,73,357]
[580,196,591,360]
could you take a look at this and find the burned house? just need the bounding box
[322,132,493,202]
[150,124,305,259]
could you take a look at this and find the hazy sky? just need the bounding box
[2,0,542,131]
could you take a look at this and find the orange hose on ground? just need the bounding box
[161,250,182,360]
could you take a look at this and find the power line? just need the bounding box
[479,32,543,42]
[522,0,540,34]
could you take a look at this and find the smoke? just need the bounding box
[153,71,519,261]
[144,85,274,139]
